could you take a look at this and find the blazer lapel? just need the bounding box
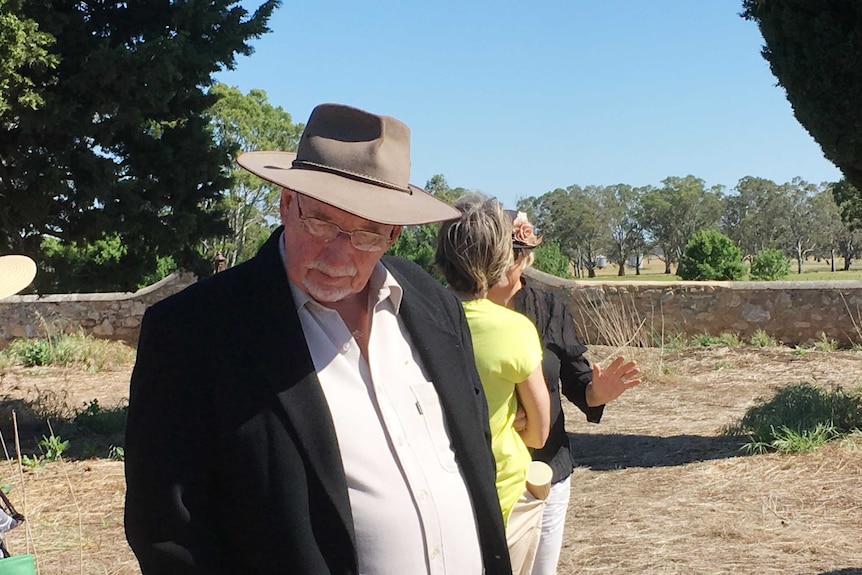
[250,230,356,550]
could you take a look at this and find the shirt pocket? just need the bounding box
[410,380,461,473]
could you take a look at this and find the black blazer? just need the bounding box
[124,229,510,574]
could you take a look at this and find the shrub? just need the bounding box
[750,248,790,281]
[725,382,862,451]
[678,229,745,281]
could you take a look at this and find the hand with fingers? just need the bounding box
[585,355,642,407]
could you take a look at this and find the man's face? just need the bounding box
[279,189,401,305]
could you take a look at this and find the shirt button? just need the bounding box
[341,342,350,353]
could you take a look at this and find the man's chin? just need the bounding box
[302,281,355,304]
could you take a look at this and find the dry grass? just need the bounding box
[0,346,860,574]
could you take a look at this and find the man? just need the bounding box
[124,103,511,574]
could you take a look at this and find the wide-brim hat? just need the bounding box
[236,103,460,226]
[0,255,37,299]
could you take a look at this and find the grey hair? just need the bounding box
[435,192,514,296]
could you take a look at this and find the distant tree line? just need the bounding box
[517,175,862,279]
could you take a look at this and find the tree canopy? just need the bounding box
[0,0,278,292]
[207,82,303,267]
[741,1,862,193]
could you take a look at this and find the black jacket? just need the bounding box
[124,228,510,574]
[514,279,604,483]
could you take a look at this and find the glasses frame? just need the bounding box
[294,194,395,253]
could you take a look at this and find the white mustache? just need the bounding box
[307,261,357,278]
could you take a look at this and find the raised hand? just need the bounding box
[586,355,641,407]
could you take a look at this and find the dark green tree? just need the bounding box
[678,229,746,281]
[0,0,278,292]
[741,1,862,195]
[0,0,58,116]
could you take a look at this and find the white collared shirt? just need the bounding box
[288,260,482,575]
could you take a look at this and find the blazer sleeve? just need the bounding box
[124,303,226,575]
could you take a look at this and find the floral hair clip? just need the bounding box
[512,211,542,248]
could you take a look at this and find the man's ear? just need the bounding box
[391,225,403,243]
[279,188,292,223]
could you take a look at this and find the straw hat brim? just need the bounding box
[237,151,460,226]
[0,255,37,299]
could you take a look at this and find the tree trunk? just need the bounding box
[664,260,672,274]
[831,249,835,272]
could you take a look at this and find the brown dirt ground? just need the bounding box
[0,345,860,574]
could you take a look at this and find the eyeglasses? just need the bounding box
[295,194,395,252]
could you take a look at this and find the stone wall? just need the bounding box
[524,268,862,347]
[2,268,862,348]
[0,271,196,347]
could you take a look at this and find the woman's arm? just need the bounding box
[515,363,551,449]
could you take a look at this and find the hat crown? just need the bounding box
[294,104,412,191]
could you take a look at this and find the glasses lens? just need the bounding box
[351,231,389,252]
[302,217,339,241]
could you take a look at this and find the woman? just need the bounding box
[435,193,551,575]
[489,210,641,575]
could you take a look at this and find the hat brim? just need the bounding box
[0,255,37,299]
[237,151,460,226]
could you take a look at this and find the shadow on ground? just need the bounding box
[568,432,748,470]
[812,570,862,575]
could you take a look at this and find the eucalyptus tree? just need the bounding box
[207,82,302,267]
[783,178,827,274]
[812,186,849,272]
[639,175,724,274]
[722,177,792,258]
[0,0,278,292]
[519,186,608,278]
[602,184,645,276]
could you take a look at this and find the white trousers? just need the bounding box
[530,475,571,575]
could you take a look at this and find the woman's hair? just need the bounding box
[435,193,513,296]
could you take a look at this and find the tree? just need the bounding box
[386,174,468,280]
[0,0,278,292]
[602,184,644,277]
[782,178,824,274]
[207,82,303,267]
[832,179,862,231]
[721,176,791,258]
[741,2,862,200]
[0,0,57,116]
[639,176,724,274]
[678,229,746,281]
[519,186,609,278]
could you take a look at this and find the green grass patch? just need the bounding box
[749,329,780,348]
[0,331,134,371]
[690,332,741,347]
[724,382,862,453]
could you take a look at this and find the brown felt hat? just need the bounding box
[0,255,36,300]
[236,103,460,226]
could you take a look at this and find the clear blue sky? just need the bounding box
[215,0,842,210]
